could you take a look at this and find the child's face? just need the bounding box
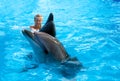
[34,17,42,25]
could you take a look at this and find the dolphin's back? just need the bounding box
[34,32,69,61]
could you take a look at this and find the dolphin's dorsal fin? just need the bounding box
[45,13,53,24]
[40,13,56,37]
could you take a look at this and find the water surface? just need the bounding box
[0,0,120,81]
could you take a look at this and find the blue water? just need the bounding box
[0,0,120,81]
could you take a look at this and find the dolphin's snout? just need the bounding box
[22,29,25,34]
[22,29,34,39]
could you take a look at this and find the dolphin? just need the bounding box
[22,29,82,78]
[22,30,69,63]
[22,13,82,77]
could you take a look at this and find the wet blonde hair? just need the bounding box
[34,14,43,21]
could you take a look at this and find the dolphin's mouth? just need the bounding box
[22,29,34,40]
[22,29,46,51]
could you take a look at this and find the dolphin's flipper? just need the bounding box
[40,13,56,37]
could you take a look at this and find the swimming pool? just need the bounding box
[0,0,120,81]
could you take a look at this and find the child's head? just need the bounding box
[34,14,43,25]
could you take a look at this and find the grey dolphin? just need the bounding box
[22,13,82,77]
[22,29,83,78]
[22,29,69,63]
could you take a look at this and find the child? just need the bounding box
[30,14,43,33]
